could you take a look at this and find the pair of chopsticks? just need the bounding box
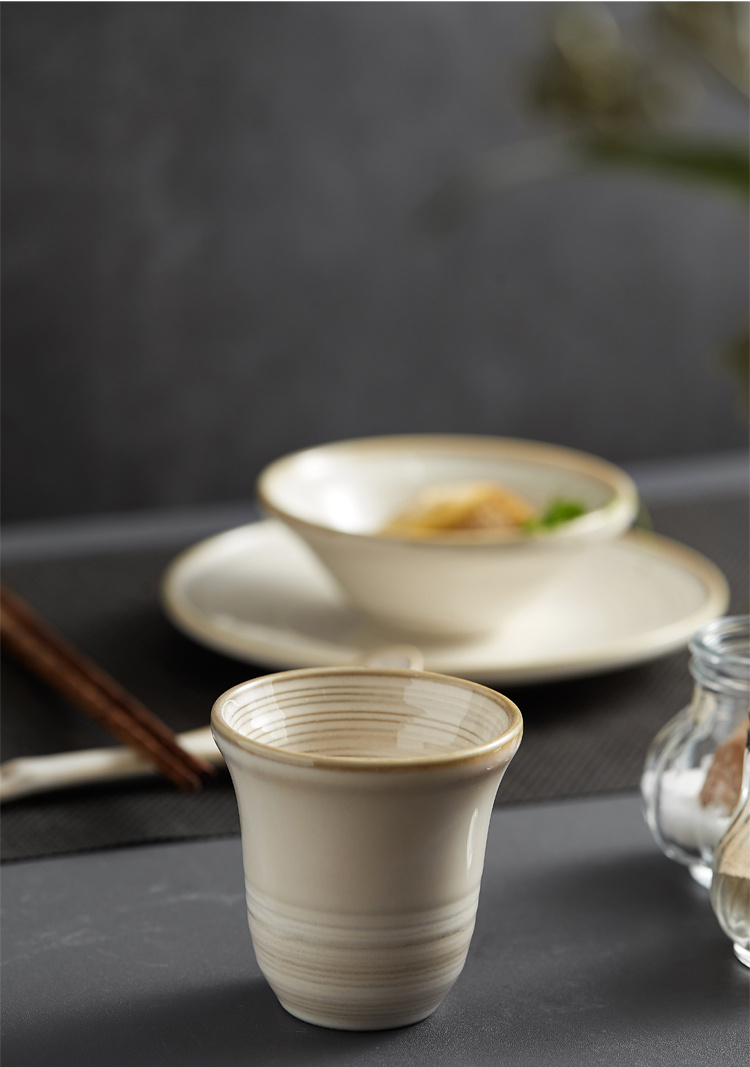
[0,584,215,791]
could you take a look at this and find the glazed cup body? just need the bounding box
[212,667,522,1030]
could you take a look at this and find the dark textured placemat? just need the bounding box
[2,494,747,862]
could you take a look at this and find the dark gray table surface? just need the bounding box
[2,792,747,1067]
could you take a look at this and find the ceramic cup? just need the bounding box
[212,666,523,1030]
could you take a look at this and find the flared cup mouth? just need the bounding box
[211,666,523,771]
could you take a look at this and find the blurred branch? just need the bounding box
[417,132,747,233]
[657,2,749,98]
[416,2,749,400]
[582,134,749,198]
[418,4,748,233]
[531,2,689,132]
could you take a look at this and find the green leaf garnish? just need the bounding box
[523,498,587,532]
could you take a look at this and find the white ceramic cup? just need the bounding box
[212,666,523,1031]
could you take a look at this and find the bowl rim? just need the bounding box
[211,665,524,770]
[256,433,639,546]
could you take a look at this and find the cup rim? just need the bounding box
[211,665,523,771]
[256,433,639,547]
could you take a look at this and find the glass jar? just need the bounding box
[640,616,750,888]
[711,734,750,967]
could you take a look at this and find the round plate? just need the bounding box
[161,520,729,685]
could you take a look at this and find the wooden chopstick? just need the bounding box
[0,584,215,791]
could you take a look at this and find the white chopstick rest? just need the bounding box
[0,727,223,802]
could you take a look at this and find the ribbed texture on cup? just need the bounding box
[221,673,511,760]
[246,882,479,1030]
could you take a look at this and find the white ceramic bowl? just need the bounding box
[257,435,639,637]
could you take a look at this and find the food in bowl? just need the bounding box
[256,435,639,637]
[380,481,587,538]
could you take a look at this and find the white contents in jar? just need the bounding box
[643,757,735,852]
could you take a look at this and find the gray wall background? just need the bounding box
[2,2,747,524]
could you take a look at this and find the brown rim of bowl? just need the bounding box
[255,434,639,547]
[211,665,524,771]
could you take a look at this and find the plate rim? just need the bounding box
[161,520,730,685]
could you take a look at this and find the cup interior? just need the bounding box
[214,668,521,763]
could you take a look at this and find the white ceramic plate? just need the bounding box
[161,520,729,685]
